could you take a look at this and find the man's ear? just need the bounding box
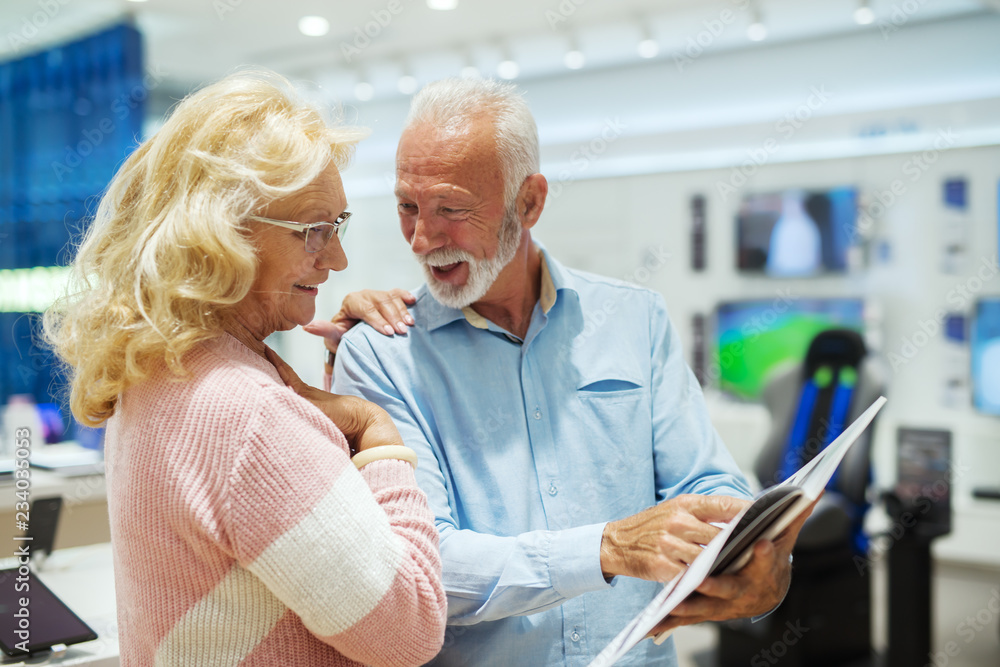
[517,173,548,230]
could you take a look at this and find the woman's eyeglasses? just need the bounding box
[248,212,351,253]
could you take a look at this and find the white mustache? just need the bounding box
[420,248,474,268]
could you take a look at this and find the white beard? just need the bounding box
[418,206,522,310]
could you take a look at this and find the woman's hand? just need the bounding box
[303,288,416,356]
[265,347,403,454]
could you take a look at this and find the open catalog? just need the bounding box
[588,395,887,667]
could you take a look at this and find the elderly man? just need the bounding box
[326,78,806,666]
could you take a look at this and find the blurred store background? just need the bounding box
[1,1,998,664]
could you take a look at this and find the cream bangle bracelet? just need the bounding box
[351,445,418,470]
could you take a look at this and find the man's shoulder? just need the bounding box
[338,285,437,355]
[558,262,665,310]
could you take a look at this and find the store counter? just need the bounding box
[1,466,110,550]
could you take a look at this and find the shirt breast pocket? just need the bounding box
[577,378,644,401]
[575,375,651,461]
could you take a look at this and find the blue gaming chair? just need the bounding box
[715,329,886,667]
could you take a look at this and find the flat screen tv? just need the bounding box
[736,187,858,277]
[713,298,866,399]
[971,298,1000,416]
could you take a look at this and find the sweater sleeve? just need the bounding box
[224,387,446,667]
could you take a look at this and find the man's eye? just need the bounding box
[398,203,416,212]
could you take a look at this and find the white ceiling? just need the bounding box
[0,0,994,104]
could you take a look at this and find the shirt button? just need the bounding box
[571,631,580,642]
[548,484,558,496]
[534,409,542,420]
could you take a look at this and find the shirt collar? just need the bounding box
[422,242,577,332]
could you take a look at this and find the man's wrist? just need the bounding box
[599,521,621,580]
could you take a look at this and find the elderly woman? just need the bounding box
[44,70,446,666]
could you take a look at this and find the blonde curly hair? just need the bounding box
[44,69,367,426]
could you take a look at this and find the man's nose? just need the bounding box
[408,214,445,256]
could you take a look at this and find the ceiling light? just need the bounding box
[747,22,767,41]
[854,1,875,25]
[460,50,480,79]
[398,74,418,95]
[564,49,585,70]
[298,16,330,37]
[427,0,458,9]
[497,59,519,80]
[563,33,585,70]
[636,18,659,59]
[747,2,767,41]
[637,38,659,59]
[354,81,374,101]
[853,7,874,24]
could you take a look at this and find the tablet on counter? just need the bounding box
[0,567,98,657]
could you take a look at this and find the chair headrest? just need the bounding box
[804,329,866,377]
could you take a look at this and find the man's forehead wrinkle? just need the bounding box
[401,148,474,179]
[408,153,460,168]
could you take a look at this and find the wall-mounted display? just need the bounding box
[941,313,969,408]
[971,298,1000,416]
[0,22,143,431]
[736,187,858,277]
[940,177,969,275]
[713,297,866,399]
[690,194,706,271]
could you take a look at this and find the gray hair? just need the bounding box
[403,78,540,207]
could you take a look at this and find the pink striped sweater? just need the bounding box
[104,334,446,666]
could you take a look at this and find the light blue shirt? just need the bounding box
[334,248,751,666]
